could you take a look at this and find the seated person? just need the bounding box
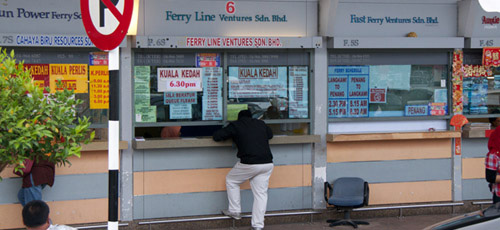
[23,200,76,230]
[161,126,181,138]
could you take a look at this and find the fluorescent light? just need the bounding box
[127,0,140,35]
[479,0,500,13]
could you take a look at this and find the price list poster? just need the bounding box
[89,66,109,109]
[134,66,156,122]
[49,64,88,93]
[328,66,369,118]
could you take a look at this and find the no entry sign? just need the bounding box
[80,0,134,51]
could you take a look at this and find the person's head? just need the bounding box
[490,117,500,128]
[237,110,252,120]
[22,200,50,230]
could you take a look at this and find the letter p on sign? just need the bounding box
[81,0,134,51]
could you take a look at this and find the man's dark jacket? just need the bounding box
[213,117,273,164]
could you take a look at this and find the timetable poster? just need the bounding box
[89,65,109,109]
[328,66,369,118]
[289,66,308,118]
[202,67,223,120]
[24,64,50,93]
[49,64,88,93]
[134,66,154,122]
[228,67,287,98]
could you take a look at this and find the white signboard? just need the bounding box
[157,68,203,92]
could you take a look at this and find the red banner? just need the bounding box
[483,47,500,67]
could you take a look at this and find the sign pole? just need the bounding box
[108,48,120,230]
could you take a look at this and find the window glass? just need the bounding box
[133,51,311,138]
[328,65,448,118]
[463,66,500,115]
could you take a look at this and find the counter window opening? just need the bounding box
[327,51,451,120]
[133,50,312,139]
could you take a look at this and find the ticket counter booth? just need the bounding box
[126,0,321,221]
[320,0,463,207]
[458,0,500,202]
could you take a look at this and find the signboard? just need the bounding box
[430,102,447,116]
[164,92,197,104]
[483,47,500,67]
[202,67,223,121]
[196,53,220,67]
[89,65,109,109]
[369,88,386,103]
[89,52,109,66]
[142,0,312,36]
[80,0,134,51]
[24,64,49,93]
[49,64,88,93]
[157,68,203,92]
[228,67,287,98]
[328,66,369,118]
[405,105,429,116]
[289,66,309,118]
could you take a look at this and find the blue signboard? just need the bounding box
[405,105,429,116]
[328,66,369,118]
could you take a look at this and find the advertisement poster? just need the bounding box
[135,106,156,122]
[89,66,109,109]
[430,102,447,116]
[228,67,287,98]
[89,52,108,66]
[196,53,220,67]
[164,92,197,104]
[483,47,500,67]
[369,88,386,103]
[24,64,49,93]
[405,105,429,116]
[134,66,153,122]
[49,64,88,93]
[202,67,223,120]
[157,68,203,92]
[169,104,192,119]
[328,66,369,118]
[289,66,308,118]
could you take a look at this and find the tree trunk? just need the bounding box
[0,162,7,175]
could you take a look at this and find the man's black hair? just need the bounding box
[22,200,49,228]
[238,110,252,120]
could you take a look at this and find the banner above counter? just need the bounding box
[137,0,317,37]
[135,36,322,49]
[323,1,457,37]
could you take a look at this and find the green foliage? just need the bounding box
[0,47,95,180]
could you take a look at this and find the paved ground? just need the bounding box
[208,214,457,230]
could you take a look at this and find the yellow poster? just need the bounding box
[89,66,109,109]
[49,64,88,93]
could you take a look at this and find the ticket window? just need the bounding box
[328,51,450,119]
[133,50,312,138]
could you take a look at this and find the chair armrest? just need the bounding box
[324,181,333,203]
[364,181,370,205]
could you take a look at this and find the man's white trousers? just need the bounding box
[226,161,274,228]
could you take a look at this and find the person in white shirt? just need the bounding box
[22,200,76,230]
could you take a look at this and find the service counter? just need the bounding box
[133,135,321,149]
[131,135,320,220]
[326,131,460,206]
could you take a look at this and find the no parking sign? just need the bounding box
[80,0,134,51]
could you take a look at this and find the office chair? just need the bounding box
[324,177,370,228]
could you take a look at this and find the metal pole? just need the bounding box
[108,48,120,230]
